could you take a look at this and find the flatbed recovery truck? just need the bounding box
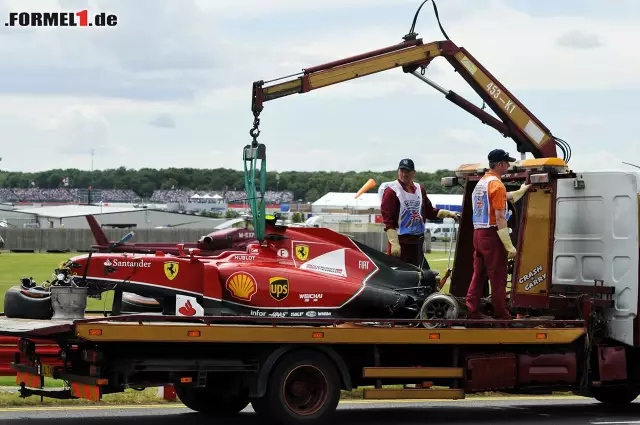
[3,314,602,425]
[3,3,640,425]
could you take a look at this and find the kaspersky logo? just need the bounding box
[5,10,118,28]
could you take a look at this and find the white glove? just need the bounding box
[437,209,460,221]
[386,228,401,257]
[509,184,531,203]
[497,228,517,260]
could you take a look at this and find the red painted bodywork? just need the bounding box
[0,337,61,377]
[85,214,257,256]
[597,346,627,382]
[465,354,516,392]
[463,352,579,392]
[518,353,576,385]
[66,226,382,314]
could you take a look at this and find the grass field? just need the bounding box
[0,252,116,313]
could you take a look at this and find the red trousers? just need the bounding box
[386,241,425,268]
[466,228,512,319]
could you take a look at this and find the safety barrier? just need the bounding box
[0,228,401,253]
[0,228,217,253]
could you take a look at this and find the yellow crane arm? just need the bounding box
[257,40,440,104]
[251,37,565,159]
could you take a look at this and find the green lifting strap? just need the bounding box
[243,143,267,243]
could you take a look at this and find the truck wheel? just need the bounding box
[175,385,249,416]
[592,386,640,405]
[252,350,341,425]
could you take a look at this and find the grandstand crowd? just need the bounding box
[0,188,140,203]
[149,189,294,204]
[0,188,295,204]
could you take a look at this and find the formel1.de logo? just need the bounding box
[5,10,118,27]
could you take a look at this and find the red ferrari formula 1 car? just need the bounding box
[5,221,439,322]
[84,214,258,313]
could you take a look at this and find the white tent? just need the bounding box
[312,191,463,213]
[312,192,380,212]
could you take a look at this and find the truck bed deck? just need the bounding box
[0,314,587,345]
[0,317,75,338]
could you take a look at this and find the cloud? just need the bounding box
[0,66,210,101]
[194,0,418,19]
[0,0,223,101]
[149,114,176,129]
[1,0,638,103]
[0,0,638,175]
[556,30,602,49]
[212,0,640,110]
[568,150,633,173]
[37,104,127,159]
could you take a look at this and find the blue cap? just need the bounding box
[488,149,516,163]
[398,158,415,171]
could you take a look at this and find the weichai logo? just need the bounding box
[5,10,117,28]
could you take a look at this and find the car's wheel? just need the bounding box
[419,292,461,328]
[251,350,341,425]
[591,386,640,405]
[431,236,436,242]
[3,286,53,320]
[176,385,249,416]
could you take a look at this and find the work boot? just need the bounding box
[500,316,525,328]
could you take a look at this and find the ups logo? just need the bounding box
[269,277,289,302]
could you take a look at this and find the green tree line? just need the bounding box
[0,167,462,202]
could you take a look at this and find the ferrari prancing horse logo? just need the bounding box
[295,245,309,261]
[164,261,179,280]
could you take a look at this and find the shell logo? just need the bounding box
[225,272,258,301]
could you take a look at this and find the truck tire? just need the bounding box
[592,386,640,405]
[251,350,341,425]
[175,385,249,416]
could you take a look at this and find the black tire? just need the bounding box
[4,286,53,320]
[175,385,249,416]
[592,386,640,405]
[251,350,341,425]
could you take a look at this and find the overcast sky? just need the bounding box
[0,0,639,174]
